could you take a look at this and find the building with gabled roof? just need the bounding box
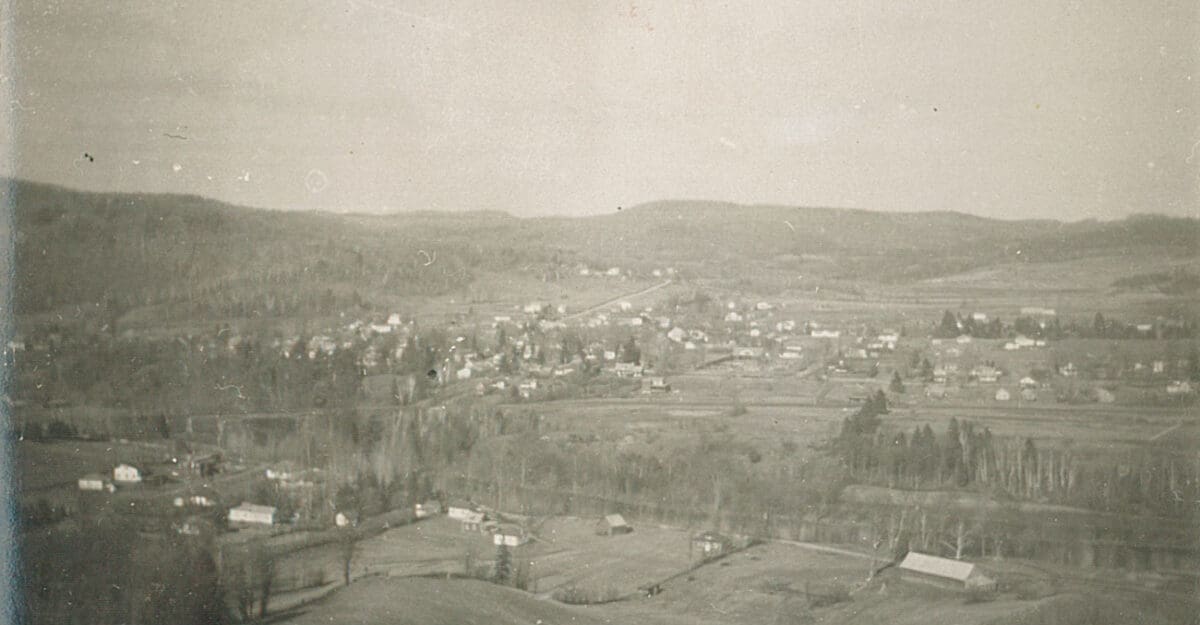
[595,513,633,536]
[897,552,996,591]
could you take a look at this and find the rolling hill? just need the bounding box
[5,178,1196,323]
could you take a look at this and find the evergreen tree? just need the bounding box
[889,371,906,394]
[494,544,512,583]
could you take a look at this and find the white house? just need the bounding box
[995,388,1011,401]
[724,311,744,323]
[492,524,528,547]
[1014,336,1036,348]
[667,327,687,342]
[113,464,142,484]
[812,329,840,339]
[955,335,973,344]
[228,502,275,526]
[387,313,403,326]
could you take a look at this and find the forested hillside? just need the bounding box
[8,179,1198,321]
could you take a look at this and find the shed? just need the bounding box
[595,514,633,536]
[78,474,109,492]
[228,502,276,526]
[897,552,996,591]
[692,530,732,560]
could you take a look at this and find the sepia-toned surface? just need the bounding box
[1,2,1198,624]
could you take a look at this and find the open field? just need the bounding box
[277,576,607,625]
[523,516,695,597]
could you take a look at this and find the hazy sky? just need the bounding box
[2,1,1197,219]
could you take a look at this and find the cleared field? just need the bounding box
[523,516,694,597]
[17,440,171,492]
[353,516,497,578]
[278,576,606,625]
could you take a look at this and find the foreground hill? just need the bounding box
[6,179,1196,322]
[279,577,605,625]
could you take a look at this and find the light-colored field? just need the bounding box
[524,516,695,597]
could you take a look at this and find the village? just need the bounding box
[11,270,1198,624]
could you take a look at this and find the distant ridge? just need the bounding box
[5,178,1196,319]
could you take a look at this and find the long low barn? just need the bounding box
[897,552,996,591]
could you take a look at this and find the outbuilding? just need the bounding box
[595,514,633,536]
[897,552,996,592]
[228,502,276,526]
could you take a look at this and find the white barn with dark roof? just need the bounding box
[897,552,996,591]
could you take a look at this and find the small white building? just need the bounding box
[228,502,276,526]
[113,464,142,484]
[492,524,528,547]
[995,388,1011,401]
[78,474,109,492]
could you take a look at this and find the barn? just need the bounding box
[897,552,996,591]
[228,502,276,526]
[595,513,633,536]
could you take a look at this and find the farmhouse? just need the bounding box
[113,463,143,484]
[228,502,276,526]
[896,552,996,592]
[1019,376,1037,388]
[414,500,442,518]
[811,329,841,339]
[595,514,633,536]
[492,524,528,547]
[955,335,973,344]
[994,388,1011,401]
[667,327,687,342]
[648,377,671,392]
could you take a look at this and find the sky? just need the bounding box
[1,1,1197,219]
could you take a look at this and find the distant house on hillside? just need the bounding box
[414,500,442,518]
[955,335,972,344]
[667,327,687,342]
[994,388,1011,401]
[595,514,633,536]
[648,377,671,392]
[228,502,275,526]
[812,329,841,339]
[113,464,143,484]
[492,524,528,547]
[692,531,733,560]
[448,500,486,531]
[896,552,996,592]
